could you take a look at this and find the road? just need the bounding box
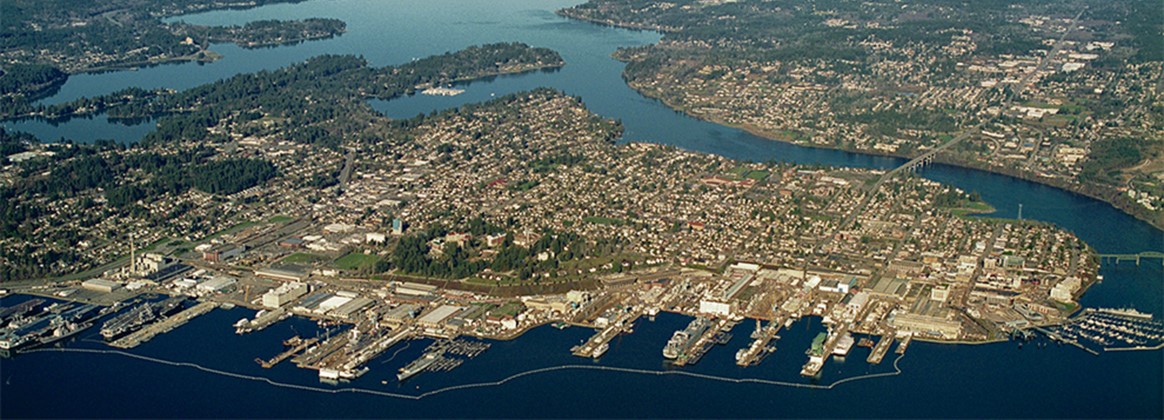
[818,7,1085,254]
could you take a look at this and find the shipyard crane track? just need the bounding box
[817,7,1086,254]
[26,347,907,400]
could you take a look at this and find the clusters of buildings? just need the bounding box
[4,82,1102,375]
[617,9,1162,222]
[0,90,1111,386]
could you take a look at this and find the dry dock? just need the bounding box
[109,301,218,349]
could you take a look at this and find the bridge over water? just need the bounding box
[1098,252,1164,267]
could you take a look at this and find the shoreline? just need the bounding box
[621,79,1164,233]
[550,8,1163,233]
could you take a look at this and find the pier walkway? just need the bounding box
[866,335,894,364]
[571,311,640,358]
[257,336,319,368]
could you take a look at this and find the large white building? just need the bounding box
[196,276,237,294]
[82,279,121,293]
[418,305,465,328]
[699,300,732,316]
[262,282,308,308]
[1050,277,1082,302]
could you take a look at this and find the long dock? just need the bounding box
[331,329,412,375]
[866,335,894,364]
[801,326,849,377]
[237,306,288,334]
[673,318,731,366]
[895,335,912,355]
[256,336,319,368]
[736,315,787,366]
[1034,326,1099,356]
[571,311,640,358]
[294,333,350,369]
[109,301,218,349]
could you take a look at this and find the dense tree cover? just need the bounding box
[390,222,602,281]
[9,43,564,152]
[1079,137,1156,184]
[391,225,489,279]
[531,153,586,172]
[567,0,1160,81]
[189,159,277,195]
[0,64,67,99]
[0,127,34,158]
[834,108,959,137]
[2,141,275,216]
[0,0,340,108]
[170,18,345,49]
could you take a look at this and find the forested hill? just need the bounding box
[6,43,563,149]
[0,0,344,102]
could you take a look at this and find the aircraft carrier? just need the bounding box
[100,296,186,341]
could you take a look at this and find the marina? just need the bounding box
[1045,308,1164,352]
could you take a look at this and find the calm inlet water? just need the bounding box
[2,0,1161,417]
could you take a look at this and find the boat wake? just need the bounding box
[380,341,412,365]
[22,347,905,400]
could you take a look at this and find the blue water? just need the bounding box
[2,0,1162,417]
[2,116,156,145]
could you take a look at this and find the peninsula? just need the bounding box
[2,44,1136,383]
